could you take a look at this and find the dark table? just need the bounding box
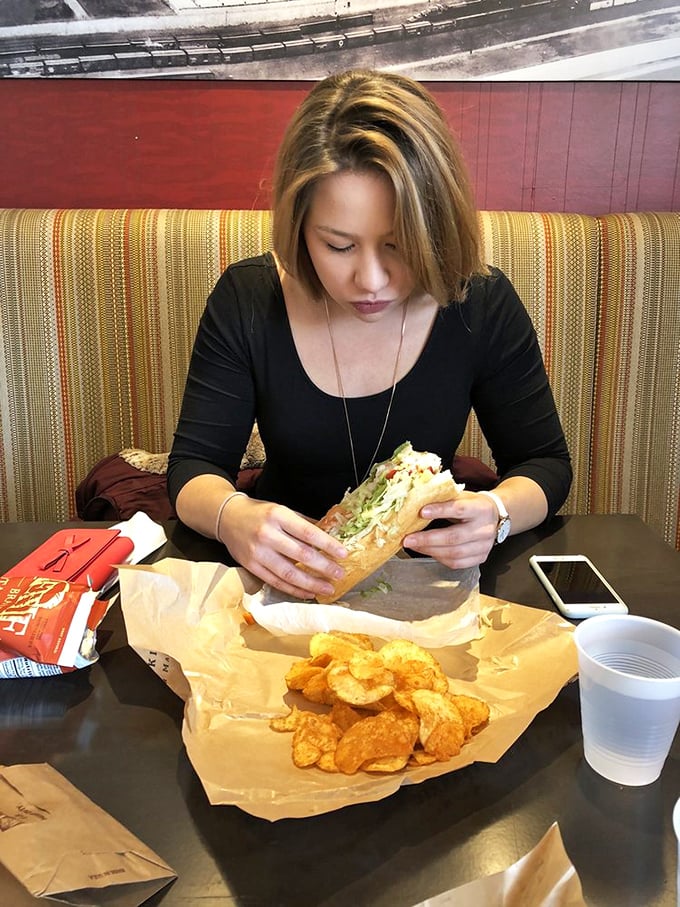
[1,514,678,906]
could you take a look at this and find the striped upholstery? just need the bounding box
[593,213,680,549]
[0,208,678,551]
[471,212,601,518]
[0,209,272,522]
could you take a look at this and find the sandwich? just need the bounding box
[310,442,464,604]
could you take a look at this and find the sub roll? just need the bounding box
[310,442,464,603]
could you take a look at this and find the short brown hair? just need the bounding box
[272,69,485,305]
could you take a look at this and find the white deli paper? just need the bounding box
[412,822,586,907]
[246,558,483,648]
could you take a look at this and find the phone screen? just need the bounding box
[539,559,619,604]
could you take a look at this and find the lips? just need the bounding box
[351,300,392,315]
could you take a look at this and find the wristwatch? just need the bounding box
[478,490,512,544]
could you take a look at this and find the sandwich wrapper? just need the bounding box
[247,558,483,646]
[117,556,577,821]
[0,762,176,905]
[413,822,586,907]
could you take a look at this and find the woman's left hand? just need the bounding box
[402,491,500,568]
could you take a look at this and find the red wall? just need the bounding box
[1,78,678,213]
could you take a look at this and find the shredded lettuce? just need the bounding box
[327,442,444,547]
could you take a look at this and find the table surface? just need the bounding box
[0,514,678,906]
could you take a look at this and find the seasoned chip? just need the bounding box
[309,631,374,663]
[379,639,440,670]
[411,689,466,760]
[285,660,324,691]
[269,705,305,732]
[348,650,394,686]
[301,669,336,705]
[272,635,489,774]
[317,751,340,773]
[292,712,341,768]
[392,689,417,713]
[379,640,449,694]
[408,749,438,767]
[393,660,449,694]
[309,652,334,668]
[330,699,369,732]
[327,662,394,706]
[329,631,374,650]
[449,693,491,738]
[362,753,410,773]
[334,709,419,774]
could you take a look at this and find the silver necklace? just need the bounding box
[324,298,408,488]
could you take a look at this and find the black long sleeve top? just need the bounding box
[168,253,572,520]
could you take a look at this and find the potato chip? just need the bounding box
[450,693,491,739]
[330,700,369,732]
[272,634,489,774]
[347,650,394,686]
[379,640,449,694]
[378,639,440,670]
[334,709,418,775]
[285,660,324,690]
[292,712,341,768]
[327,662,394,706]
[309,631,374,663]
[411,689,466,760]
[317,751,339,773]
[269,705,305,732]
[301,669,336,705]
[362,753,410,773]
[408,749,438,767]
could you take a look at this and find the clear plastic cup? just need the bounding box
[573,614,680,786]
[674,797,680,905]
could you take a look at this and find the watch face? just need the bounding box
[496,517,511,544]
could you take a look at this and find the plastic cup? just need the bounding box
[674,797,680,905]
[573,614,680,786]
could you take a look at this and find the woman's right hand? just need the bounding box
[218,495,348,600]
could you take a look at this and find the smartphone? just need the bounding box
[528,554,628,619]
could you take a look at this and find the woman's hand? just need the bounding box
[219,495,348,600]
[402,491,499,568]
[403,477,549,569]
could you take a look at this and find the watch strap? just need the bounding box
[478,490,509,519]
[478,490,511,544]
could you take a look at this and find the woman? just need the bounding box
[168,69,571,600]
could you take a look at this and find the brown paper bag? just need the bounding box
[0,763,176,906]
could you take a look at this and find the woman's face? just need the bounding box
[302,170,416,321]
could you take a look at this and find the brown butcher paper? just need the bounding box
[118,558,578,821]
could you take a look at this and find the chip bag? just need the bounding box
[0,575,109,678]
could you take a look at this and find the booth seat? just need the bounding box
[1,208,678,550]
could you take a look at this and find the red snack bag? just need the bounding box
[0,575,109,670]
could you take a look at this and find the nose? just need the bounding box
[355,251,389,295]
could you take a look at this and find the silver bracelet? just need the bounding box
[214,490,247,541]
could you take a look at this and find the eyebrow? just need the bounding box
[315,225,356,240]
[314,225,396,241]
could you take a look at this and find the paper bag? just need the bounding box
[0,763,176,906]
[413,822,586,906]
